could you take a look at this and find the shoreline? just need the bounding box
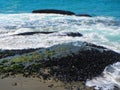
[0,75,94,90]
[0,75,65,90]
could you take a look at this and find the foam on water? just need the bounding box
[86,62,120,90]
[0,13,119,51]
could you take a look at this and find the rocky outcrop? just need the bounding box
[32,9,92,17]
[36,42,120,81]
[15,31,83,37]
[0,41,120,82]
[32,9,75,15]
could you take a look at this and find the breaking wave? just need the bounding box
[86,62,120,90]
[0,13,119,51]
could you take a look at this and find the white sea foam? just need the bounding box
[0,13,119,51]
[0,14,119,51]
[86,62,120,90]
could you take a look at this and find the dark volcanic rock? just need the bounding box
[14,31,54,36]
[38,42,120,82]
[76,14,92,17]
[32,9,75,15]
[59,32,83,37]
[32,9,92,17]
[0,41,120,83]
[23,42,120,82]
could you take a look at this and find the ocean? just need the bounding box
[0,0,120,90]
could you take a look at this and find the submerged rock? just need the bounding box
[59,32,83,37]
[15,31,83,37]
[76,14,92,17]
[14,31,54,36]
[32,9,75,15]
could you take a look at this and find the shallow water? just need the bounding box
[0,0,120,18]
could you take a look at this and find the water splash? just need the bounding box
[0,14,119,51]
[86,62,120,90]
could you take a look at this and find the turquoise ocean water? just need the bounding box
[0,0,120,90]
[0,0,120,18]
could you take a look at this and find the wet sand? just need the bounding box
[0,75,65,90]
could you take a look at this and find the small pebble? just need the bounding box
[12,82,17,86]
[48,84,54,88]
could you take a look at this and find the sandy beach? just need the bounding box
[0,75,65,90]
[0,75,95,90]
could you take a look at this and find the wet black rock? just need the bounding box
[32,9,75,15]
[76,14,92,17]
[21,42,120,82]
[37,42,120,82]
[32,9,92,17]
[14,31,54,36]
[59,32,83,37]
